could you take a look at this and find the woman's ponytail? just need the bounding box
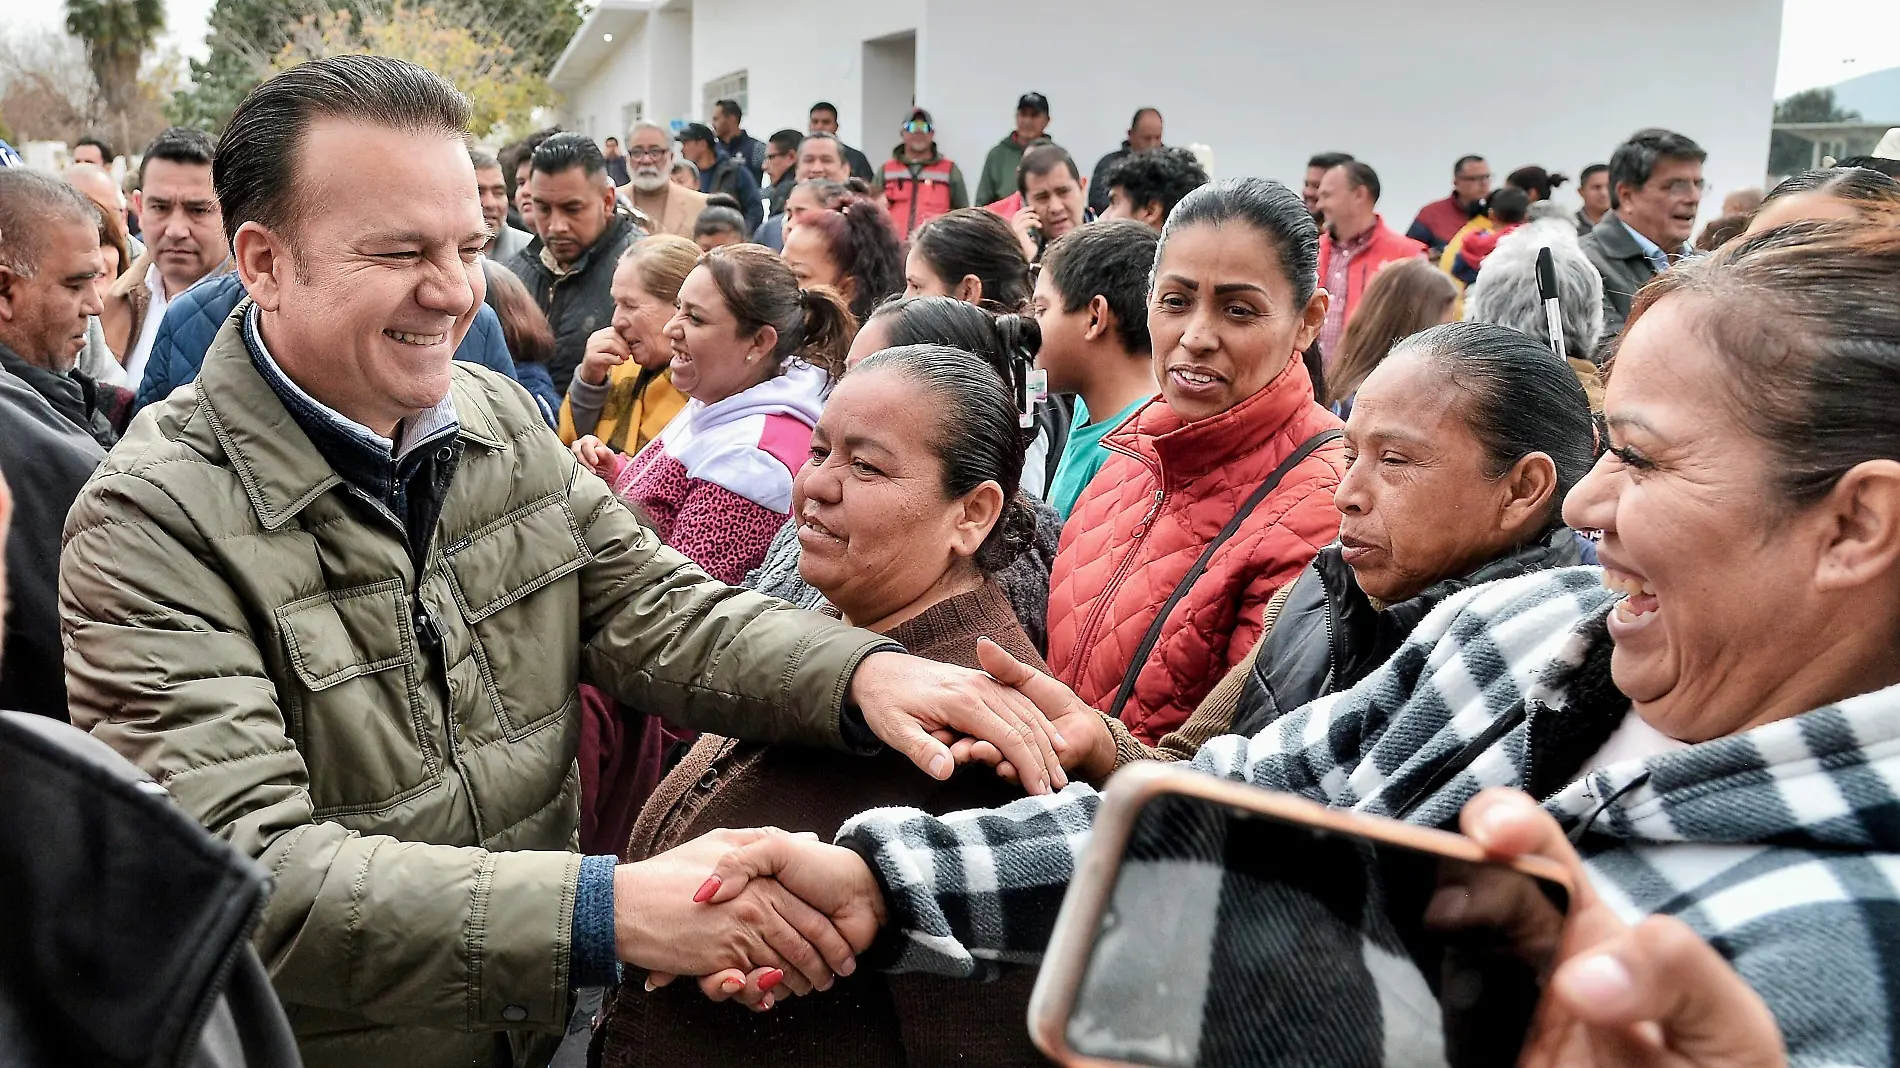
[794,285,858,380]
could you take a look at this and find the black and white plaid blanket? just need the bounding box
[838,566,1900,1067]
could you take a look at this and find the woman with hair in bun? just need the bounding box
[780,191,906,321]
[574,244,855,583]
[595,344,1056,1067]
[746,294,1063,650]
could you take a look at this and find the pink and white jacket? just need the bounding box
[605,361,828,584]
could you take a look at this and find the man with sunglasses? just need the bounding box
[879,108,969,238]
[616,122,710,240]
[1580,128,1707,338]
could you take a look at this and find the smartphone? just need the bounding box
[1028,763,1572,1068]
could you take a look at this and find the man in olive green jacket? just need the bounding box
[59,56,1064,1068]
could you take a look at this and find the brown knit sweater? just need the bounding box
[594,580,1051,1068]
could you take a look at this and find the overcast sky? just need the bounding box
[3,0,1898,101]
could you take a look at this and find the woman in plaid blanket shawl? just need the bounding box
[677,215,1900,1065]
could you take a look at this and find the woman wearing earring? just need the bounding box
[574,245,855,583]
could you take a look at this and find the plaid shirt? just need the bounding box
[839,566,1900,1067]
[1317,223,1376,358]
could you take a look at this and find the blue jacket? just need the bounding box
[132,273,523,417]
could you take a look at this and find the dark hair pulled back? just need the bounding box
[1160,177,1320,305]
[1760,166,1900,211]
[1626,215,1900,509]
[1393,321,1596,523]
[699,244,856,379]
[796,193,905,321]
[909,208,1033,311]
[852,343,1037,573]
[865,296,1042,401]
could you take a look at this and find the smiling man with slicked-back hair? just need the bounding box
[60,52,1080,1068]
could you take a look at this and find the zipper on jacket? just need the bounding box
[1391,698,1530,822]
[1070,470,1167,681]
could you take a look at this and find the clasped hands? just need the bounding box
[605,647,1072,1010]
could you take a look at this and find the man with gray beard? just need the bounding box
[615,122,710,239]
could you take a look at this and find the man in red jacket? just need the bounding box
[879,107,969,237]
[1313,160,1426,359]
[1406,154,1491,254]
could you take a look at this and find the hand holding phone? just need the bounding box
[1029,764,1574,1068]
[1462,790,1786,1068]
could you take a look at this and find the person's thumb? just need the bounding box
[704,835,813,905]
[1553,916,1784,1067]
[976,636,1035,686]
[643,971,678,992]
[978,636,1079,733]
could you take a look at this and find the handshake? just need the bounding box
[610,827,887,1011]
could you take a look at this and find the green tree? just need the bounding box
[64,0,165,121]
[270,0,553,137]
[170,0,576,131]
[1770,87,1861,177]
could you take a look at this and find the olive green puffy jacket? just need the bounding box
[60,316,889,1068]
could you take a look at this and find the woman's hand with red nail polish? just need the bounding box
[612,827,854,995]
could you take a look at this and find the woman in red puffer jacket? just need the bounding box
[1045,178,1346,745]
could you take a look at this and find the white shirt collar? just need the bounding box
[244,306,459,460]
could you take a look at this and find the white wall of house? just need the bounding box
[918,0,1781,227]
[562,15,650,142]
[553,0,1782,227]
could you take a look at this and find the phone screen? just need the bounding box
[1065,792,1569,1068]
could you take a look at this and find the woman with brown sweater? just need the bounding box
[593,345,1049,1067]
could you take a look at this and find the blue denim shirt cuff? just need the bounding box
[570,854,620,988]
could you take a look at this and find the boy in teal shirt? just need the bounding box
[1034,220,1161,519]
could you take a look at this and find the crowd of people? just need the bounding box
[4,48,1900,1068]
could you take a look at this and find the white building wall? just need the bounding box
[565,16,651,142]
[558,0,1781,228]
[686,0,924,153]
[917,0,1782,228]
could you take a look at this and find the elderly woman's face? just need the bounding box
[1335,348,1550,601]
[1148,221,1324,422]
[1562,296,1818,742]
[794,366,998,629]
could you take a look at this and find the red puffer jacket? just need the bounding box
[1048,357,1345,743]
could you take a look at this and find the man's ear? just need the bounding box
[0,265,18,321]
[1137,201,1166,229]
[233,221,289,312]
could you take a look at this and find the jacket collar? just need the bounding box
[1109,352,1322,483]
[1313,525,1585,692]
[0,339,113,447]
[1536,603,1900,853]
[197,302,507,530]
[1588,211,1650,262]
[536,211,637,279]
[108,249,236,301]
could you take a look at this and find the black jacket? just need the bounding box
[504,211,642,393]
[1578,211,1678,341]
[701,153,765,234]
[1232,527,1584,737]
[1088,142,1133,214]
[721,130,767,182]
[0,711,301,1067]
[841,143,876,183]
[0,346,110,720]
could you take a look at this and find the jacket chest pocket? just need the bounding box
[277,579,436,814]
[443,492,591,739]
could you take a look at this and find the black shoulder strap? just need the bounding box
[1107,428,1344,722]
